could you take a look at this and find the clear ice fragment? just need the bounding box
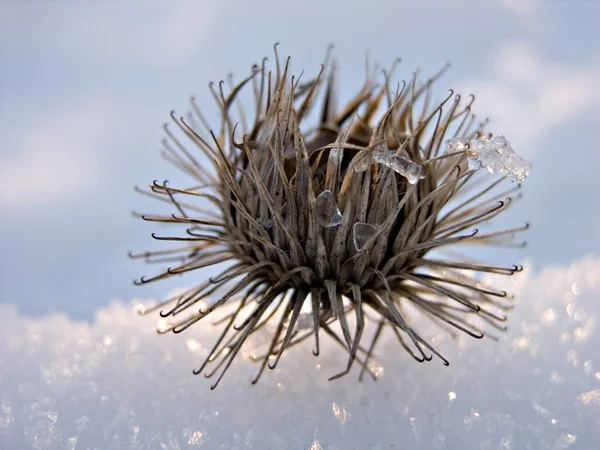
[470,135,532,183]
[315,190,343,227]
[352,150,372,172]
[371,147,394,165]
[372,147,425,184]
[353,222,377,251]
[402,162,426,184]
[444,137,469,153]
[445,135,531,183]
[467,154,482,171]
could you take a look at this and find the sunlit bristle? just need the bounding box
[131,45,528,389]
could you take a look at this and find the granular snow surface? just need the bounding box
[1,258,599,449]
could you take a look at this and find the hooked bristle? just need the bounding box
[131,45,529,389]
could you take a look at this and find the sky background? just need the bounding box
[0,0,599,320]
[1,1,599,449]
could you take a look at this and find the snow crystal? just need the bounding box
[351,150,372,173]
[372,147,425,184]
[315,190,343,228]
[446,135,532,183]
[353,222,377,251]
[1,257,599,449]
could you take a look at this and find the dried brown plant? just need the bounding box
[131,45,528,389]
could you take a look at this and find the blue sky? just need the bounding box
[1,0,599,318]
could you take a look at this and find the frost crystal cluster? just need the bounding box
[446,135,532,183]
[371,146,426,184]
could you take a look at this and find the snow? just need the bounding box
[445,136,532,183]
[372,147,425,184]
[1,257,599,449]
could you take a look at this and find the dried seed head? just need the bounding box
[131,45,529,389]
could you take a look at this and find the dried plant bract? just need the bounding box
[131,45,529,389]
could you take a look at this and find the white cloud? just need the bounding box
[463,41,600,156]
[1,2,219,69]
[0,100,114,205]
[1,256,599,448]
[500,0,539,15]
